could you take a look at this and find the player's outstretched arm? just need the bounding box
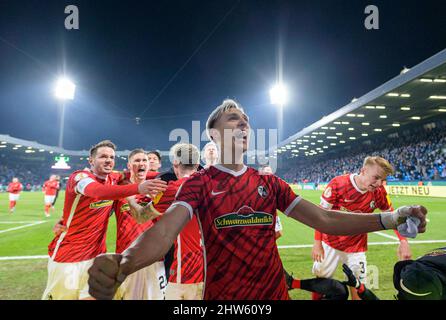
[126,197,162,224]
[288,198,427,236]
[88,204,190,300]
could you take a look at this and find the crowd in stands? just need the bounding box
[280,123,446,183]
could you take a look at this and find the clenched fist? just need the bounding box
[88,254,127,300]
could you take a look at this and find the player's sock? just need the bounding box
[45,204,51,215]
[312,292,323,300]
[9,201,16,211]
[292,279,301,289]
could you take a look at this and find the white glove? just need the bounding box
[379,205,427,238]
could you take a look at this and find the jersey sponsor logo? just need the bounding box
[211,190,227,196]
[324,187,332,198]
[214,205,273,229]
[370,200,376,209]
[89,200,114,209]
[74,172,89,182]
[120,202,149,213]
[258,186,268,198]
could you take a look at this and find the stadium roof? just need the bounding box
[0,134,169,158]
[272,48,446,159]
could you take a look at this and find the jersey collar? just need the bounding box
[214,164,248,177]
[350,174,367,194]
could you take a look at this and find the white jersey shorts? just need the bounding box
[312,241,367,282]
[9,193,20,201]
[42,258,94,300]
[44,195,56,205]
[165,282,204,300]
[115,261,166,300]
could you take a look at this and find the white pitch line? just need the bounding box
[373,231,400,241]
[0,221,46,234]
[0,255,48,261]
[1,240,446,261]
[0,221,45,224]
[278,239,446,249]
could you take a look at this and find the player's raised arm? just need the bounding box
[288,198,427,236]
[88,203,190,300]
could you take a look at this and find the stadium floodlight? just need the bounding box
[401,107,411,111]
[54,77,76,148]
[430,96,446,100]
[411,116,421,120]
[269,83,289,106]
[269,83,289,142]
[54,78,76,100]
[439,108,446,112]
[434,79,446,83]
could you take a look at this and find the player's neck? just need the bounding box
[90,169,107,180]
[353,174,368,192]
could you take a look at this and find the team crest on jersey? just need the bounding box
[324,187,332,198]
[120,202,149,213]
[214,205,273,229]
[370,201,376,209]
[89,200,114,209]
[74,172,89,182]
[258,186,268,198]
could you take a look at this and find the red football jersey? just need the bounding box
[48,169,122,262]
[114,195,154,254]
[155,178,204,285]
[319,174,392,252]
[7,182,22,194]
[172,165,301,300]
[43,180,60,196]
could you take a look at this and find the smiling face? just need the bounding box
[210,108,250,156]
[89,147,115,177]
[128,152,149,182]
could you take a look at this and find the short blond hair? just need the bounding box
[170,143,200,169]
[363,156,394,176]
[206,99,246,141]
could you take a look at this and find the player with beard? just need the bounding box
[43,140,167,300]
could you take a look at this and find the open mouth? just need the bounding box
[138,168,146,173]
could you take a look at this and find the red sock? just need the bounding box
[45,204,51,214]
[9,201,16,210]
[292,279,301,289]
[312,292,323,300]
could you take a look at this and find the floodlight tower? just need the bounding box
[269,83,288,143]
[54,77,76,148]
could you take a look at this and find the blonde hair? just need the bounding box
[363,156,394,176]
[170,143,200,169]
[205,99,246,141]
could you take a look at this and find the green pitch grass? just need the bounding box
[0,190,445,300]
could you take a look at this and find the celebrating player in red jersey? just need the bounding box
[202,141,218,169]
[147,150,162,172]
[42,175,60,217]
[87,99,427,300]
[7,177,22,213]
[155,143,204,300]
[311,156,411,300]
[113,149,166,300]
[42,140,167,300]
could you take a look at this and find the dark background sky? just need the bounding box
[0,0,445,151]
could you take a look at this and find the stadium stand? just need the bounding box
[279,120,446,183]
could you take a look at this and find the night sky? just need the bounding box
[1,0,445,151]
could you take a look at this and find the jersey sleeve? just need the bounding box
[274,176,301,216]
[320,179,337,209]
[171,174,205,219]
